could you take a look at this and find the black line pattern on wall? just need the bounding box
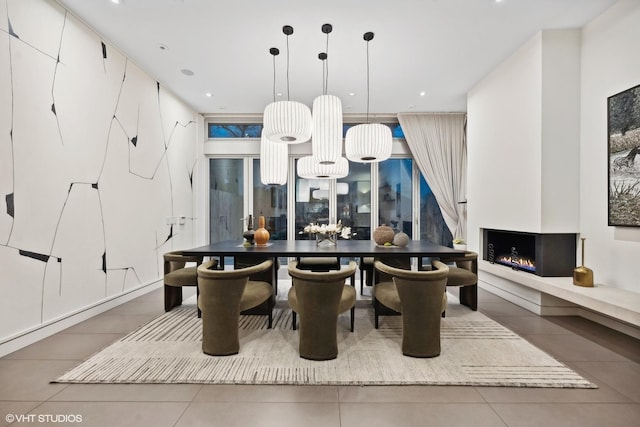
[51,10,68,147]
[3,5,17,246]
[1,2,197,338]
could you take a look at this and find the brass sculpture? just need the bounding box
[573,238,594,287]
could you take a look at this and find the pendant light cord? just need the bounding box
[286,34,290,101]
[363,32,374,124]
[324,31,329,95]
[366,39,370,124]
[272,53,277,102]
[269,47,280,103]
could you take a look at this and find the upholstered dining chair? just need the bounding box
[287,260,358,360]
[373,259,449,358]
[436,251,478,315]
[296,257,355,288]
[163,251,206,316]
[197,259,274,356]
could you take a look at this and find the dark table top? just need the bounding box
[182,239,461,258]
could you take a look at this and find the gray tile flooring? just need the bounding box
[1,279,639,427]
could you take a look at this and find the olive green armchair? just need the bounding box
[197,259,274,356]
[373,260,449,358]
[287,260,358,361]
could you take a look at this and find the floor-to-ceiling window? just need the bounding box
[209,159,244,243]
[419,174,453,246]
[206,120,452,246]
[337,162,371,240]
[294,159,330,240]
[252,159,287,240]
[378,159,413,236]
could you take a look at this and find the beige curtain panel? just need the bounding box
[397,112,467,241]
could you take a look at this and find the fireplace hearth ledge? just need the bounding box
[478,260,640,339]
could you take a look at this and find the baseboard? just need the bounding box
[0,280,163,358]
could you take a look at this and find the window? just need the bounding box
[337,162,371,240]
[206,119,452,247]
[252,159,287,240]
[378,159,413,235]
[209,159,244,243]
[208,124,262,138]
[419,174,453,246]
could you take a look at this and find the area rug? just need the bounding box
[54,297,596,388]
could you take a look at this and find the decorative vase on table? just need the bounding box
[254,215,270,246]
[373,225,395,246]
[243,214,255,245]
[316,232,337,248]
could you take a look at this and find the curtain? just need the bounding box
[397,113,467,241]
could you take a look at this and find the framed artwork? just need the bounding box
[608,83,640,227]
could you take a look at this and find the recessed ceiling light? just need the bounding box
[111,0,122,4]
[348,92,356,96]
[181,69,194,76]
[419,91,427,97]
[276,92,283,97]
[205,92,212,98]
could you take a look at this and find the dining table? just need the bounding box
[182,239,463,294]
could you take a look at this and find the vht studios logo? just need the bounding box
[5,414,83,423]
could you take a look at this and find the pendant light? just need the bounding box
[312,24,342,165]
[345,32,392,163]
[298,156,349,179]
[260,132,288,185]
[263,25,312,144]
[259,48,288,185]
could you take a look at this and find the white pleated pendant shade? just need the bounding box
[260,133,288,185]
[263,100,312,144]
[345,123,392,163]
[312,95,343,165]
[298,156,349,179]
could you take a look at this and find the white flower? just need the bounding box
[304,220,351,239]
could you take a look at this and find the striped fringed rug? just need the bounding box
[54,300,596,388]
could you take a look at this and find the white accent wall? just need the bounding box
[579,0,640,292]
[468,0,640,292]
[0,0,200,354]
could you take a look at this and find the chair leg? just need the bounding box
[360,263,364,295]
[373,298,380,329]
[350,306,355,332]
[459,284,478,310]
[267,295,273,329]
[164,285,182,312]
[196,286,201,318]
[292,311,297,330]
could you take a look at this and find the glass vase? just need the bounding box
[315,232,337,247]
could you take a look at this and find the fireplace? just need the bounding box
[482,229,576,277]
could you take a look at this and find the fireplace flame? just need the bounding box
[497,256,535,272]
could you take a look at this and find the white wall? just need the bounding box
[467,29,582,243]
[467,34,544,239]
[0,0,200,354]
[580,0,640,291]
[468,0,640,292]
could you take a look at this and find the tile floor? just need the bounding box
[1,275,639,427]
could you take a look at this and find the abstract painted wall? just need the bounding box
[0,0,198,344]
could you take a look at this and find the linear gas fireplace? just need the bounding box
[482,229,576,277]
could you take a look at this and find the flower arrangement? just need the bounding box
[304,221,351,239]
[452,238,465,245]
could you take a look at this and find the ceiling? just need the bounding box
[55,0,617,116]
